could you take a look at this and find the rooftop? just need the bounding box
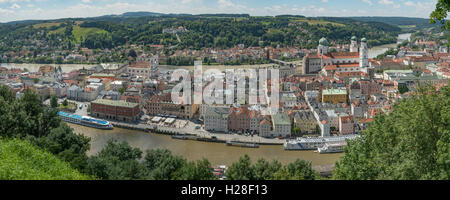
[322,89,347,95]
[91,99,139,108]
[272,113,291,125]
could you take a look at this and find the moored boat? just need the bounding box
[317,141,347,154]
[284,135,358,150]
[58,111,113,130]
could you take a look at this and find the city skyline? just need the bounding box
[0,0,439,23]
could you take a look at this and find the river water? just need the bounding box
[68,124,343,167]
[368,33,412,58]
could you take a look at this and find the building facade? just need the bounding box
[91,99,140,122]
[322,89,348,104]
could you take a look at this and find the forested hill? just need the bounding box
[0,13,402,53]
[347,16,442,30]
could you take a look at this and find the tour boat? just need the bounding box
[58,111,113,130]
[284,135,358,150]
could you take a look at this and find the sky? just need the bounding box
[0,0,439,23]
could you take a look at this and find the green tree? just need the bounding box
[430,0,450,47]
[252,159,282,180]
[87,139,147,180]
[144,149,187,180]
[0,85,14,102]
[32,123,91,171]
[177,159,216,180]
[273,159,315,180]
[50,95,58,108]
[333,84,450,180]
[128,49,137,58]
[62,99,68,107]
[118,87,126,94]
[226,155,254,180]
[292,126,302,137]
[430,0,450,31]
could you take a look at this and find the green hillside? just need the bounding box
[72,25,109,43]
[0,138,91,180]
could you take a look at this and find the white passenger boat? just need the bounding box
[58,111,113,130]
[317,141,347,154]
[284,135,358,150]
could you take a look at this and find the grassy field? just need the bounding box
[32,22,61,29]
[290,19,345,27]
[48,25,109,43]
[72,26,109,43]
[0,138,90,180]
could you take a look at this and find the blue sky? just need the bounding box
[0,0,438,23]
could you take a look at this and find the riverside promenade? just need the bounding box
[110,120,285,145]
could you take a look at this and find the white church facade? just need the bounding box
[302,36,370,75]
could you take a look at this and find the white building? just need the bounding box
[270,113,291,138]
[204,106,229,133]
[127,55,159,78]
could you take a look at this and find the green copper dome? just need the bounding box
[351,36,357,41]
[361,37,367,43]
[319,37,329,46]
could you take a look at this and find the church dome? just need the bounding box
[361,37,367,43]
[319,37,329,46]
[351,36,357,41]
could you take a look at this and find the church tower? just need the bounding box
[317,37,329,56]
[350,36,358,53]
[359,38,369,68]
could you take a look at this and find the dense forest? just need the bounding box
[0,14,403,54]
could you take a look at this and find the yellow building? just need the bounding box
[322,89,347,104]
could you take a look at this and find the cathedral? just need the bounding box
[302,36,370,75]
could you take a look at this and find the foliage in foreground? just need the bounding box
[334,84,450,180]
[0,138,90,180]
[0,86,91,172]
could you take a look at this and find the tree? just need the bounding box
[128,49,137,58]
[273,159,315,180]
[292,126,302,137]
[32,123,91,171]
[314,125,321,135]
[333,84,450,180]
[398,85,409,94]
[143,149,187,180]
[50,95,58,108]
[430,0,450,31]
[226,155,254,180]
[177,159,216,180]
[118,87,126,94]
[430,0,450,47]
[252,159,282,180]
[0,85,14,102]
[62,99,68,107]
[0,88,92,173]
[87,139,147,180]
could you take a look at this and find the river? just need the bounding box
[67,124,343,167]
[368,33,412,58]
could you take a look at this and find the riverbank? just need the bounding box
[67,123,343,167]
[109,120,285,146]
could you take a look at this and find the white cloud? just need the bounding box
[362,0,373,6]
[10,3,20,9]
[404,1,414,6]
[378,0,394,5]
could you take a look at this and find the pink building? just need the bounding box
[339,115,355,135]
[360,80,382,95]
[228,107,250,133]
